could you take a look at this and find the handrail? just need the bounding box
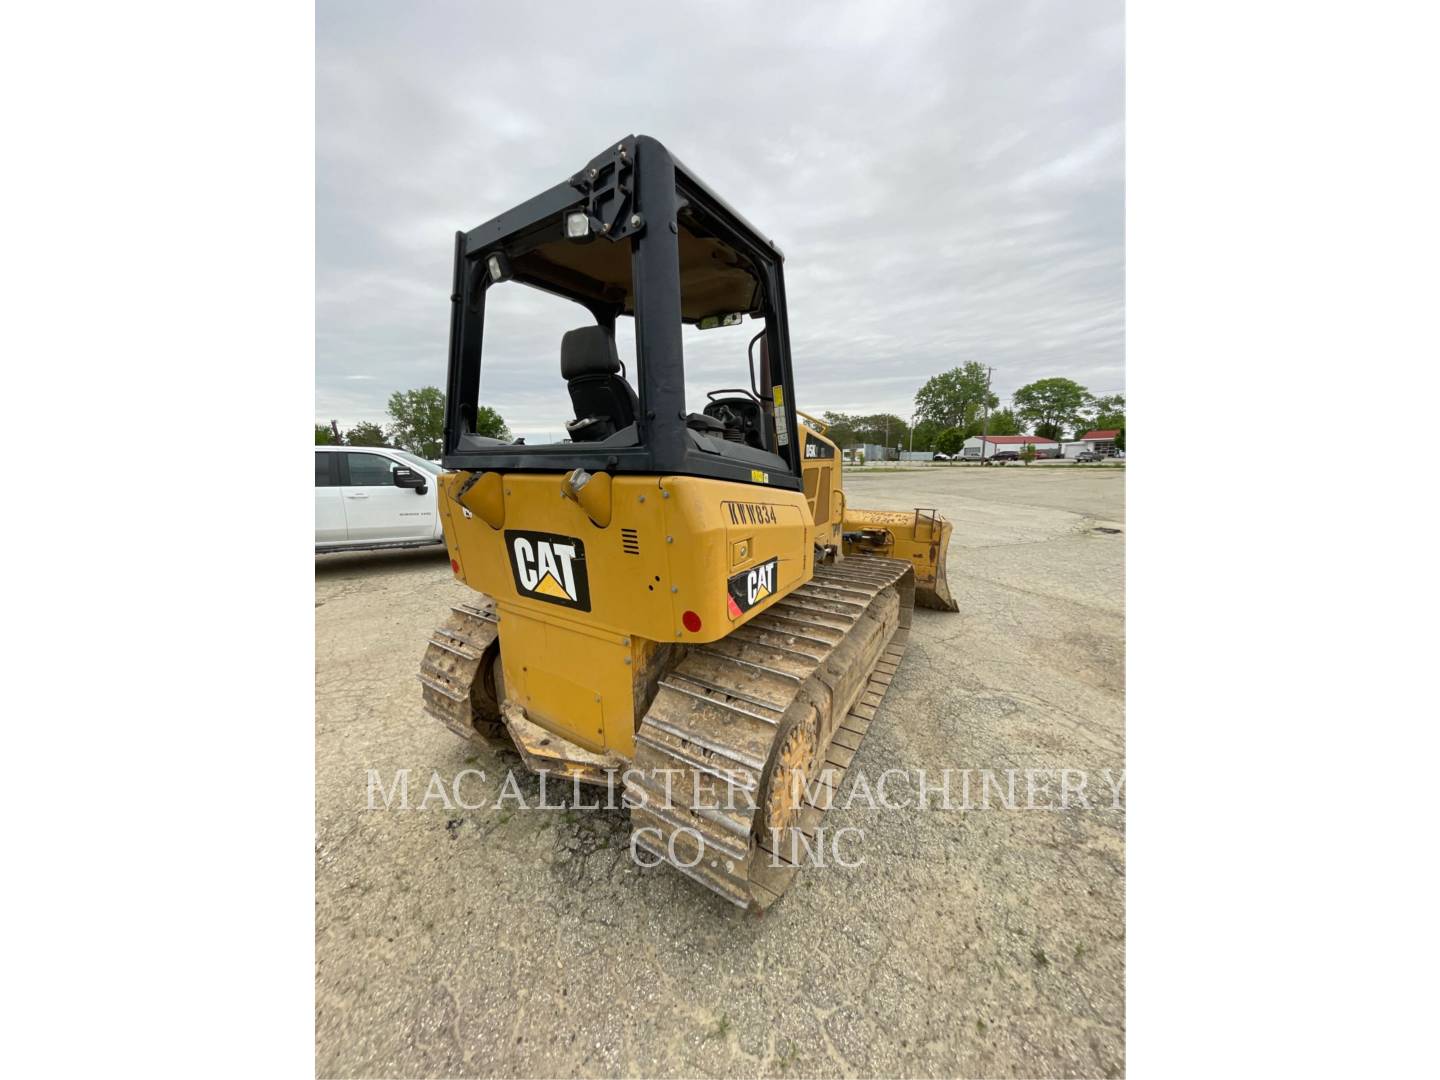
[795,409,829,435]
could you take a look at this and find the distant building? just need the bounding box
[1061,429,1122,457]
[860,442,897,462]
[960,434,1061,460]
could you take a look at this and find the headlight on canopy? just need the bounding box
[564,210,591,239]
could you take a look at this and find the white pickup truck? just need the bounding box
[314,446,446,552]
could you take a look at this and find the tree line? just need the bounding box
[824,363,1124,455]
[320,371,1120,459]
[315,387,509,458]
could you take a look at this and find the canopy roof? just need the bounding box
[508,208,763,322]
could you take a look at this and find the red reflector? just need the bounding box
[450,559,460,575]
[682,610,702,633]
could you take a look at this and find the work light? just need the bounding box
[485,252,511,283]
[565,211,591,239]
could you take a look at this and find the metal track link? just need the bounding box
[419,593,507,743]
[625,556,916,911]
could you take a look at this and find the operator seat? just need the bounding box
[561,326,639,442]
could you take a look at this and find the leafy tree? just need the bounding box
[909,419,942,452]
[862,413,910,449]
[1020,442,1037,465]
[821,412,858,447]
[344,421,389,447]
[472,404,511,441]
[314,424,337,445]
[818,412,909,449]
[384,388,510,452]
[987,408,1021,437]
[1013,378,1092,442]
[386,387,447,458]
[961,407,1021,440]
[914,362,998,431]
[1086,393,1126,436]
[933,427,965,456]
[1114,428,1126,452]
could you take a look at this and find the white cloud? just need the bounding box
[316,0,1124,432]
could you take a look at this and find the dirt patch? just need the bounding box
[316,467,1125,1078]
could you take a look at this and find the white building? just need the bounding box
[959,434,1061,459]
[1061,429,1122,457]
[860,442,895,462]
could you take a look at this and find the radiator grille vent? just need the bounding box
[621,528,641,555]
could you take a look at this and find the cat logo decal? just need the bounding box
[727,557,778,619]
[506,530,591,611]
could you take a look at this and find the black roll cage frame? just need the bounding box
[441,134,802,492]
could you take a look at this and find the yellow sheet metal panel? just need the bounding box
[717,492,810,623]
[495,609,618,753]
[440,471,815,643]
[489,602,692,758]
[797,422,844,548]
[439,470,818,753]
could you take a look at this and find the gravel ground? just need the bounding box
[316,466,1125,1078]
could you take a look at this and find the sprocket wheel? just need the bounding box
[761,709,819,838]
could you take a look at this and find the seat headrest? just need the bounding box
[561,326,621,380]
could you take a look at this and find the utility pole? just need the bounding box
[978,366,993,464]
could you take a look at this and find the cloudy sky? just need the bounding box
[317,0,1123,441]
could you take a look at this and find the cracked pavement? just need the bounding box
[316,465,1125,1078]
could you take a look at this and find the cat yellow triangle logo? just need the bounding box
[506,530,590,611]
[727,556,777,619]
[533,572,570,599]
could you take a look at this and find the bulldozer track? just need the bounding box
[419,558,917,911]
[625,556,915,911]
[418,596,505,743]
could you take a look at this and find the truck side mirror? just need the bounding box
[394,467,428,494]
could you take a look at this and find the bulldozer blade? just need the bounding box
[842,506,959,612]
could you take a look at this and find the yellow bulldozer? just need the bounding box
[419,135,956,909]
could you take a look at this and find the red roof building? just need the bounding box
[1078,429,1120,441]
[959,432,1063,459]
